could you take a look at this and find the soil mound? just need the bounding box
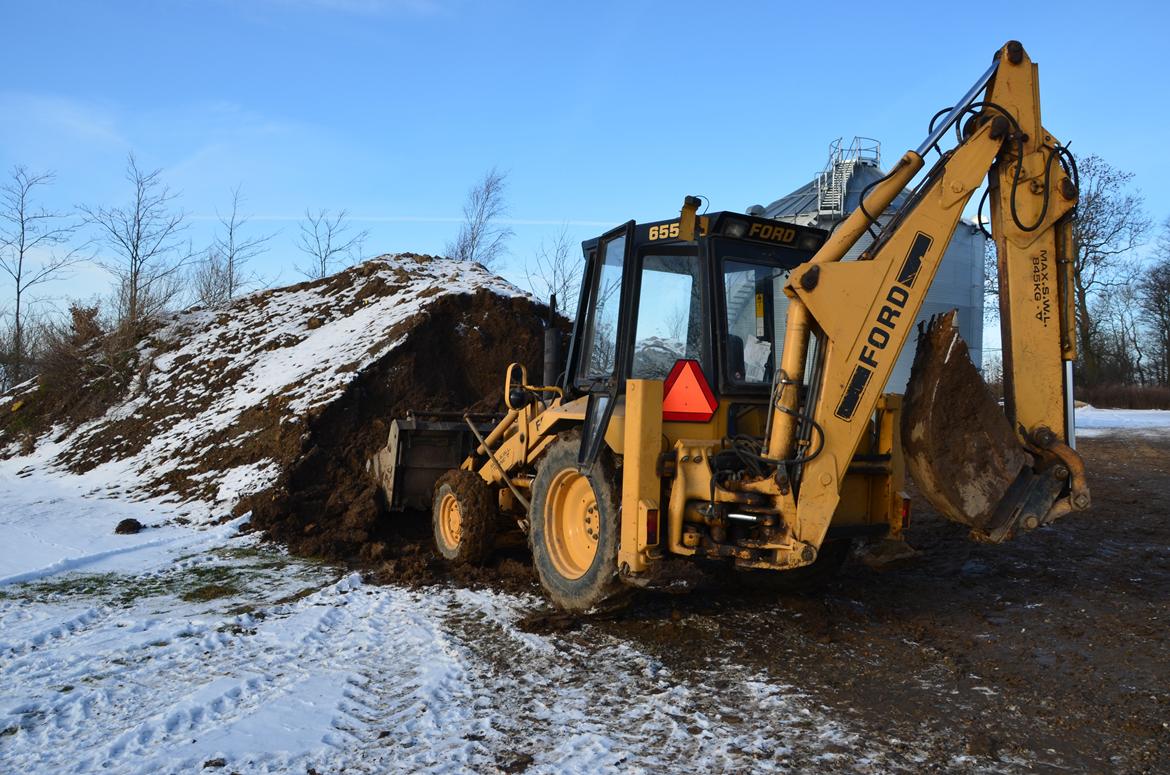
[0,254,550,561]
[247,287,549,560]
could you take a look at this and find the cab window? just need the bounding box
[632,252,705,379]
[722,258,791,385]
[579,234,625,380]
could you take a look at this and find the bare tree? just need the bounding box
[1092,262,1149,385]
[82,154,192,328]
[0,167,85,385]
[192,247,230,309]
[984,154,1151,382]
[193,187,273,307]
[665,303,689,342]
[295,208,368,279]
[982,238,1000,318]
[524,224,581,314]
[447,167,513,270]
[1139,217,1170,386]
[1069,154,1151,383]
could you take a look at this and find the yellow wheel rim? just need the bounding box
[438,491,462,550]
[544,468,600,580]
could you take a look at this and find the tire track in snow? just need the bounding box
[426,587,908,773]
[1,604,115,656]
[4,560,943,775]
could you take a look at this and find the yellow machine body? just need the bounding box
[399,40,1089,611]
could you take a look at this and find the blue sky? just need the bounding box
[2,0,1168,305]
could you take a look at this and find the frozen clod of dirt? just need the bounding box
[0,254,550,559]
[113,518,143,535]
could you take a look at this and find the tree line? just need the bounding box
[10,148,1160,403]
[984,153,1169,402]
[0,156,553,392]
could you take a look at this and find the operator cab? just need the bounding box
[565,211,828,401]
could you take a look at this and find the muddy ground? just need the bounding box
[406,435,1169,773]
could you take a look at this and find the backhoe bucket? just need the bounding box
[901,312,1038,541]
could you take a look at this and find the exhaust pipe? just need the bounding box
[543,293,561,388]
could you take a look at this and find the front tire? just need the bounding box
[529,435,624,613]
[432,469,496,565]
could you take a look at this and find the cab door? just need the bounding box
[573,222,635,470]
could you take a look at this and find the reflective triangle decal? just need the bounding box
[662,359,718,422]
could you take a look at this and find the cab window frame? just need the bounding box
[624,244,710,383]
[573,224,633,391]
[710,237,808,397]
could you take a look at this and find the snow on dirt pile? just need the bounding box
[0,254,548,558]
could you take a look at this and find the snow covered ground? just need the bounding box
[4,408,1166,773]
[1075,406,1170,438]
[0,464,916,774]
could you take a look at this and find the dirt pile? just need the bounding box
[0,254,551,561]
[248,288,550,560]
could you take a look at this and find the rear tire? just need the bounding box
[529,435,624,613]
[432,469,496,565]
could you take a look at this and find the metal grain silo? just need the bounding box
[748,137,986,391]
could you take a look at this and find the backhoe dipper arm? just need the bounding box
[765,41,1087,562]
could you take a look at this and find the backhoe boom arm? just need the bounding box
[765,40,1087,559]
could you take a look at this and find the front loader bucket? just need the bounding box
[902,312,1046,542]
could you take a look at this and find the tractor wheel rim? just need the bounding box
[438,492,462,550]
[544,468,599,580]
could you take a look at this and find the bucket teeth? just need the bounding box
[901,311,1031,534]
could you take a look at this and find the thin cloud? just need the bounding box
[0,93,127,148]
[189,214,617,226]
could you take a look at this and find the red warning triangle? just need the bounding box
[662,359,718,422]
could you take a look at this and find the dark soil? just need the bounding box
[114,518,143,535]
[353,434,1166,771]
[582,435,1170,773]
[0,256,557,569]
[248,288,551,561]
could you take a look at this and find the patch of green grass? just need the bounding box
[2,544,339,616]
[181,583,239,602]
[216,546,266,560]
[20,573,123,598]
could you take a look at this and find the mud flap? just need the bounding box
[902,312,1052,542]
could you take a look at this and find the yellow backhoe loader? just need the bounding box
[371,40,1090,612]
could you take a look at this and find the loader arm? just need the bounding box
[766,40,1088,558]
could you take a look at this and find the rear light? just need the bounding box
[646,508,659,546]
[900,494,912,529]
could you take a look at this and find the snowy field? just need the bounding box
[1074,405,1170,437]
[2,408,1167,773]
[0,467,893,774]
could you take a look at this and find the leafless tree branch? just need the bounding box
[295,208,368,279]
[523,224,581,316]
[80,153,193,328]
[0,166,87,386]
[446,167,513,270]
[194,186,275,306]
